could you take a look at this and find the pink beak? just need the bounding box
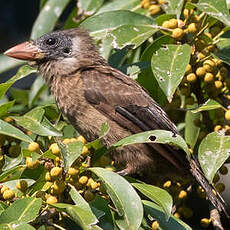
[4,41,44,61]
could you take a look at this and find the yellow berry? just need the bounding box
[68,167,79,176]
[84,190,95,202]
[219,166,228,175]
[163,180,171,189]
[16,180,28,192]
[46,195,58,204]
[196,67,206,77]
[185,64,192,74]
[91,181,100,190]
[214,80,223,89]
[4,117,13,123]
[152,220,159,230]
[225,110,230,120]
[63,138,71,144]
[192,15,200,23]
[50,167,63,178]
[204,59,215,67]
[79,176,88,185]
[49,143,60,155]
[187,23,197,33]
[183,9,190,18]
[81,146,89,156]
[168,18,178,29]
[3,189,15,200]
[172,28,184,39]
[149,5,161,15]
[178,190,187,199]
[86,178,94,187]
[1,185,9,194]
[52,180,65,194]
[200,218,211,228]
[158,0,167,4]
[76,136,87,144]
[197,52,206,60]
[162,20,170,29]
[186,73,197,83]
[214,125,222,132]
[26,157,40,169]
[28,142,40,152]
[45,172,52,181]
[204,73,214,83]
[205,32,212,39]
[174,212,180,219]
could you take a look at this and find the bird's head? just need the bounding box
[4,28,104,82]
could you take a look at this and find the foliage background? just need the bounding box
[0,0,230,230]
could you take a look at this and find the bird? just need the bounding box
[4,28,230,220]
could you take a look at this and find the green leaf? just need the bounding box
[10,88,29,106]
[213,46,230,66]
[90,196,114,230]
[143,200,192,230]
[109,25,157,49]
[1,179,35,190]
[87,123,110,149]
[0,165,25,182]
[112,130,190,156]
[132,183,172,220]
[78,0,103,14]
[196,0,230,26]
[12,108,62,137]
[190,99,222,113]
[198,132,230,183]
[0,197,42,224]
[3,154,23,171]
[185,111,201,148]
[31,0,71,39]
[97,0,140,14]
[81,10,153,38]
[89,167,143,230]
[69,185,99,224]
[0,101,15,117]
[164,0,184,17]
[0,202,8,216]
[0,54,24,75]
[151,44,191,102]
[15,223,36,230]
[138,35,175,103]
[0,65,36,99]
[52,202,98,230]
[59,141,84,170]
[0,120,33,143]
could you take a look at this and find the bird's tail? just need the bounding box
[189,155,230,220]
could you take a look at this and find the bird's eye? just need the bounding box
[46,38,56,46]
[63,47,71,54]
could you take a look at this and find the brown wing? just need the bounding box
[82,66,179,134]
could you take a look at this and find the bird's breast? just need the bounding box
[50,74,109,141]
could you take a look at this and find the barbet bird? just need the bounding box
[4,28,230,220]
